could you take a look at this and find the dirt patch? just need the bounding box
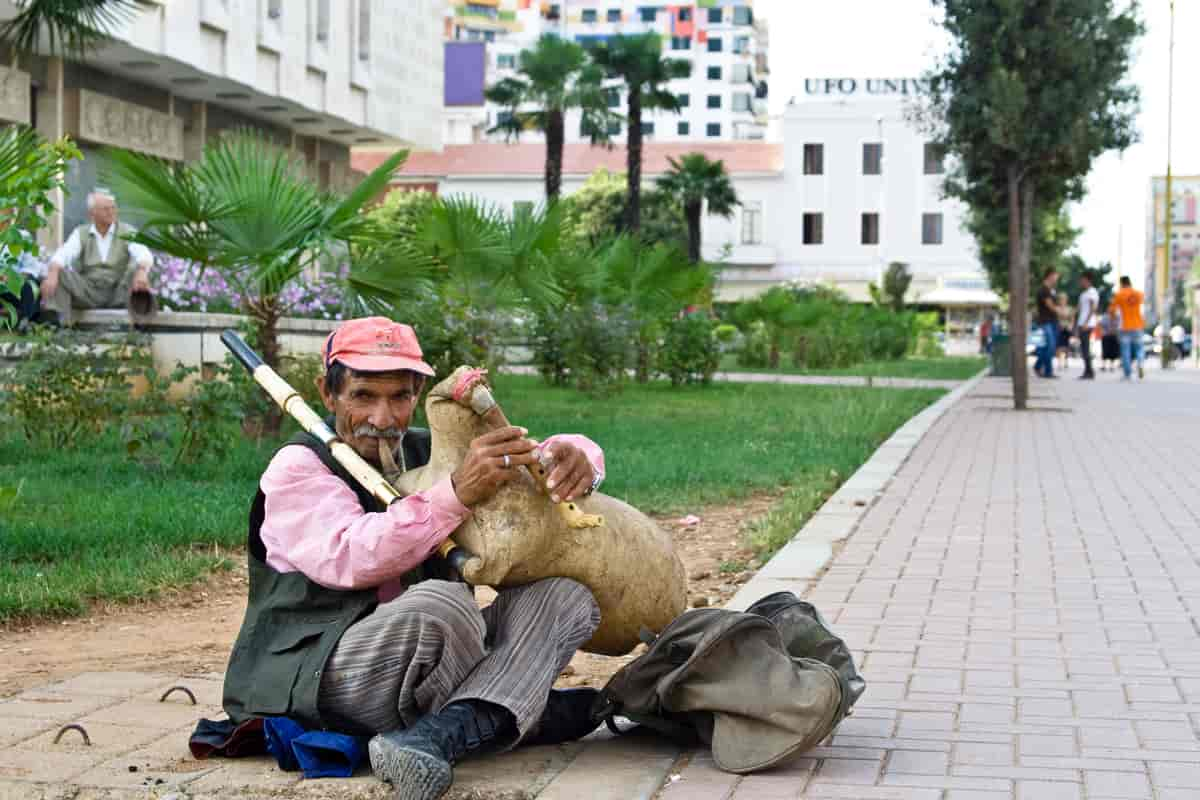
[0,493,782,699]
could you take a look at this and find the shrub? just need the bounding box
[658,313,720,386]
[531,302,634,395]
[735,320,771,368]
[0,328,145,447]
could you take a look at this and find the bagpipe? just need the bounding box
[222,330,686,655]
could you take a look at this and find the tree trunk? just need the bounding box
[685,200,702,263]
[545,108,564,201]
[254,299,284,437]
[625,88,643,233]
[1006,165,1028,411]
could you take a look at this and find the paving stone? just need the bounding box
[41,673,173,699]
[1084,769,1153,799]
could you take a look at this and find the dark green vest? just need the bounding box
[222,427,435,729]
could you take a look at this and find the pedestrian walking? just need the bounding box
[1109,276,1145,380]
[1034,269,1060,378]
[1100,306,1121,370]
[979,315,993,355]
[1076,272,1099,379]
[1056,291,1073,373]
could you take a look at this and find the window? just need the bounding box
[267,0,282,19]
[582,118,621,137]
[862,142,882,175]
[707,65,722,80]
[582,8,597,22]
[641,121,655,135]
[497,53,516,69]
[707,94,721,109]
[803,213,823,245]
[671,36,690,50]
[733,36,750,54]
[732,93,751,112]
[678,8,692,21]
[639,7,657,22]
[708,7,722,23]
[483,30,495,42]
[315,0,330,41]
[497,110,514,127]
[357,0,370,60]
[546,4,560,20]
[741,201,763,244]
[676,92,690,107]
[707,36,722,52]
[733,5,752,25]
[923,142,945,174]
[861,213,880,245]
[706,122,721,137]
[606,87,620,108]
[607,8,621,22]
[678,121,690,135]
[922,213,944,245]
[731,63,751,83]
[803,143,823,175]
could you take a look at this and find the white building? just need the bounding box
[442,0,768,145]
[0,0,443,246]
[358,77,995,329]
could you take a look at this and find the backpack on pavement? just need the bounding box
[592,591,866,774]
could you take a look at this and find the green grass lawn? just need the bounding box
[0,375,942,622]
[717,354,988,381]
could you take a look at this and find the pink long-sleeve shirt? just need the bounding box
[259,434,605,603]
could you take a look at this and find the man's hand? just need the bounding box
[130,267,150,293]
[539,440,596,504]
[451,426,539,507]
[40,265,59,304]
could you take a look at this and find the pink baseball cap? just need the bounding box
[323,317,435,376]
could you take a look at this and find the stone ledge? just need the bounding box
[76,309,339,334]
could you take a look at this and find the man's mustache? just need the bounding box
[352,424,403,439]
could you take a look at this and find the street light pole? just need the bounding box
[1160,0,1175,368]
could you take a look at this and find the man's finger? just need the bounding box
[475,426,528,446]
[481,438,538,460]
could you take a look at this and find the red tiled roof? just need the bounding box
[352,142,783,180]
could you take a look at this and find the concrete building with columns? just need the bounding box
[0,0,443,249]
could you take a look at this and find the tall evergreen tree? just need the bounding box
[589,33,691,232]
[923,0,1141,409]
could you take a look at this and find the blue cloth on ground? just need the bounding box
[262,717,368,779]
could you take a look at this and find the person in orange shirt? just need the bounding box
[1109,276,1145,380]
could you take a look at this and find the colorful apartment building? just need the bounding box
[442,0,769,145]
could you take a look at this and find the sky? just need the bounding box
[756,0,1200,290]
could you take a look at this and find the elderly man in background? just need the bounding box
[41,190,153,325]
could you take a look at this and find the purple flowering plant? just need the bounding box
[153,255,348,321]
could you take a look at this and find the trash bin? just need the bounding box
[990,333,1011,376]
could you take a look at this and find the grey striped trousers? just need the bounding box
[317,577,600,740]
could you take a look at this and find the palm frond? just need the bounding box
[0,0,141,58]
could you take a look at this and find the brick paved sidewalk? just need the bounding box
[664,369,1200,800]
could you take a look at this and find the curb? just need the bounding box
[725,369,989,611]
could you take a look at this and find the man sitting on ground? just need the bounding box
[41,190,153,325]
[222,317,605,800]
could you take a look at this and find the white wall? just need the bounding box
[416,93,984,304]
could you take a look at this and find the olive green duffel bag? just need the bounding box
[592,591,866,774]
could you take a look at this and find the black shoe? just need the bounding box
[369,700,516,800]
[523,688,602,747]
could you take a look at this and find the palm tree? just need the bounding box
[0,0,140,58]
[655,153,739,263]
[105,132,420,432]
[588,33,691,233]
[485,35,617,201]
